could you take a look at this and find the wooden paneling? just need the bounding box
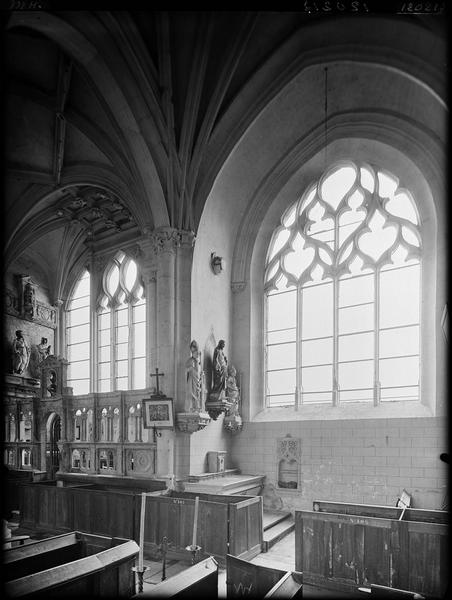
[296,507,448,598]
[229,496,262,560]
[17,483,264,565]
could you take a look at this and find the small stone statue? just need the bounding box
[47,370,57,396]
[37,337,51,363]
[185,340,205,412]
[226,365,239,403]
[211,339,228,396]
[12,330,30,375]
[24,281,36,319]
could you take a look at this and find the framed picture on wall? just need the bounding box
[143,398,174,428]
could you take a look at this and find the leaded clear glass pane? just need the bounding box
[267,290,296,331]
[379,356,419,387]
[338,360,373,389]
[301,364,332,392]
[301,282,333,339]
[380,264,419,328]
[339,304,374,335]
[267,328,296,344]
[266,369,296,396]
[267,342,296,371]
[133,358,146,389]
[301,338,333,366]
[68,342,90,363]
[339,332,374,362]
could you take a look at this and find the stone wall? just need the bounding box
[230,417,448,511]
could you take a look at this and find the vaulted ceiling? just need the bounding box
[3,10,447,302]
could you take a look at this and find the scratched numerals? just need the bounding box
[303,0,370,12]
[9,0,43,8]
[399,2,445,12]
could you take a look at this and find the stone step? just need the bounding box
[182,474,265,496]
[262,515,295,552]
[262,509,293,532]
[186,468,239,482]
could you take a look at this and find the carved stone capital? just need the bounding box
[231,281,247,293]
[176,411,211,433]
[143,227,196,255]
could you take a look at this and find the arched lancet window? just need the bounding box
[66,270,91,395]
[264,161,421,408]
[97,252,146,392]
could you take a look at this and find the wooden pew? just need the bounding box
[131,556,218,598]
[312,500,448,524]
[4,531,139,598]
[295,501,448,599]
[141,491,263,565]
[226,554,303,599]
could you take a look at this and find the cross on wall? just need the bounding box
[150,367,165,395]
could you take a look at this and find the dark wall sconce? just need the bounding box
[210,252,224,275]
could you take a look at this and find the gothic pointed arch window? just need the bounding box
[66,270,91,395]
[264,161,421,408]
[97,252,146,392]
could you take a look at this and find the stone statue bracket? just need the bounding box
[176,411,211,434]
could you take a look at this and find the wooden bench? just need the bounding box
[295,501,448,599]
[4,531,139,598]
[132,556,218,598]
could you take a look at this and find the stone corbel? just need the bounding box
[176,410,211,433]
[205,393,233,421]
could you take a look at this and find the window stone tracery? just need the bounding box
[265,161,421,408]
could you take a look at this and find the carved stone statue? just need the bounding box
[12,330,30,375]
[37,337,51,363]
[223,364,243,434]
[24,281,36,319]
[30,337,51,377]
[211,339,228,397]
[185,340,205,411]
[226,365,239,403]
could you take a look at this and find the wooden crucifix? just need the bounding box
[150,367,165,395]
